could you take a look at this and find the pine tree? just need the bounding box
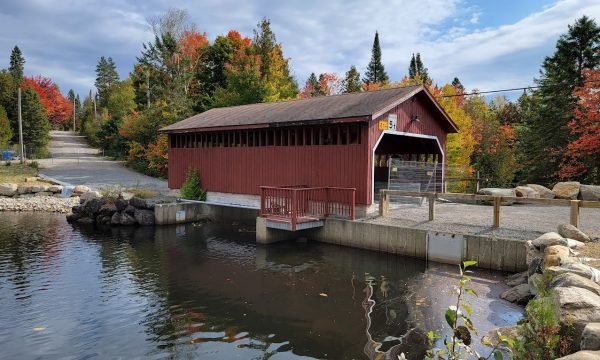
[253,17,276,80]
[343,65,362,93]
[95,56,120,107]
[9,46,25,85]
[363,31,388,85]
[408,52,429,83]
[415,53,429,83]
[518,16,600,183]
[20,87,50,155]
[0,105,12,146]
[452,77,464,93]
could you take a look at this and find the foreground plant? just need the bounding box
[424,260,508,360]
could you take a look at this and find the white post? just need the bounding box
[18,88,24,164]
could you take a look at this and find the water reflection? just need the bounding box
[0,213,520,359]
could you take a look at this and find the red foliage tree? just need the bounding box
[22,76,73,128]
[559,68,600,181]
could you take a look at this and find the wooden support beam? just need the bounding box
[493,196,501,228]
[428,193,435,221]
[570,200,580,228]
[379,190,389,217]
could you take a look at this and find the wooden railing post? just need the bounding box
[351,189,356,220]
[379,189,389,217]
[570,200,580,228]
[259,187,265,217]
[291,189,298,231]
[325,188,330,217]
[428,193,435,221]
[493,196,501,228]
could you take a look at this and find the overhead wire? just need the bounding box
[440,77,600,97]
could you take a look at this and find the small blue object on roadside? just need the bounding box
[2,151,13,161]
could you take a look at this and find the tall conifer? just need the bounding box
[363,32,388,85]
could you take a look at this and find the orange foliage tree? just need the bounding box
[559,68,600,182]
[22,76,73,128]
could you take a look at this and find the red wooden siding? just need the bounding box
[168,124,371,204]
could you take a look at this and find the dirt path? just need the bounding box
[38,131,170,194]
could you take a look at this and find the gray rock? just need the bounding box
[580,184,600,201]
[110,212,122,225]
[478,188,516,205]
[532,232,568,251]
[30,184,48,193]
[120,212,136,226]
[553,286,600,324]
[82,198,106,217]
[17,184,32,194]
[71,205,81,214]
[34,191,53,197]
[124,205,136,215]
[527,184,556,199]
[47,185,63,193]
[567,238,587,250]
[129,197,147,209]
[506,271,528,287]
[80,191,101,203]
[553,181,581,200]
[115,198,128,212]
[66,213,80,222]
[556,351,600,360]
[526,240,543,266]
[581,323,600,351]
[144,198,164,210]
[73,185,90,194]
[500,283,532,304]
[549,273,600,296]
[514,186,540,198]
[559,224,592,243]
[0,183,18,196]
[134,208,155,226]
[528,257,544,277]
[95,214,112,225]
[98,203,117,217]
[546,263,600,285]
[76,217,94,224]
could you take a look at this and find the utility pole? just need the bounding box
[18,88,24,164]
[73,95,76,132]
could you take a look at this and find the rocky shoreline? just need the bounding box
[0,179,94,213]
[495,224,600,358]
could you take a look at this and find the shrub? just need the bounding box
[180,168,207,201]
[5,161,10,166]
[28,161,39,170]
[100,185,125,203]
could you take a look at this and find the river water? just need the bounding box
[0,212,522,359]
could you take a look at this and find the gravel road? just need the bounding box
[38,131,170,194]
[366,200,600,241]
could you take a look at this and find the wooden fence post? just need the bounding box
[428,193,435,221]
[570,200,580,228]
[379,190,389,217]
[493,196,501,228]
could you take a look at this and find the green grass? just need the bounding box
[0,162,38,184]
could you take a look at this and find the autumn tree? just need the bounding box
[95,56,120,107]
[363,31,388,86]
[559,68,600,183]
[342,65,362,93]
[9,46,25,85]
[408,53,429,83]
[0,105,12,146]
[518,16,600,184]
[23,76,73,128]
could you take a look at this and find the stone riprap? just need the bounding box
[67,194,166,226]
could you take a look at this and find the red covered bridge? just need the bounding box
[160,85,457,227]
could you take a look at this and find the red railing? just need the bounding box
[260,186,356,230]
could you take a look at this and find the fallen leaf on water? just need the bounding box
[319,293,328,297]
[33,327,46,331]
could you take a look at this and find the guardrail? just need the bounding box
[260,186,356,230]
[378,190,600,228]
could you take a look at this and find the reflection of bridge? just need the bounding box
[259,185,356,231]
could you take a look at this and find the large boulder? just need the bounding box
[134,208,155,226]
[79,191,101,203]
[514,186,540,198]
[82,198,106,217]
[0,183,18,196]
[546,263,600,285]
[549,273,600,296]
[553,181,581,200]
[527,184,556,199]
[17,184,32,194]
[66,213,80,222]
[579,185,600,201]
[30,184,48,193]
[556,351,600,359]
[119,212,136,226]
[506,271,528,287]
[124,205,136,215]
[73,185,90,195]
[544,245,571,267]
[567,238,587,250]
[553,286,600,324]
[114,197,129,212]
[144,198,165,210]
[559,224,592,243]
[532,232,568,251]
[500,283,532,304]
[526,240,543,266]
[478,188,516,205]
[47,185,63,193]
[581,323,600,351]
[98,203,117,217]
[129,197,148,209]
[110,212,122,225]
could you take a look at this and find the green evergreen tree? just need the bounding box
[0,70,17,135]
[180,168,207,200]
[518,16,600,184]
[0,105,12,146]
[9,46,25,85]
[363,31,388,85]
[452,77,464,93]
[408,52,429,83]
[253,17,277,80]
[343,65,362,93]
[20,87,50,156]
[196,35,234,110]
[95,56,120,107]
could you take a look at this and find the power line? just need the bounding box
[441,78,600,98]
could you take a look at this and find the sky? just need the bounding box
[1,0,599,100]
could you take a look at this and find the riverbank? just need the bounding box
[0,196,79,212]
